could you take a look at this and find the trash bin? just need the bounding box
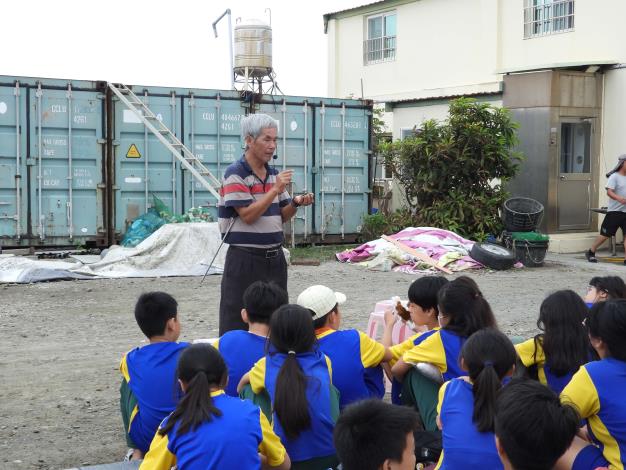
[503,231,550,267]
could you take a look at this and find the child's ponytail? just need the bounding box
[461,329,516,433]
[159,344,227,436]
[269,305,318,439]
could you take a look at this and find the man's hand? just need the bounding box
[274,170,293,193]
[293,192,315,206]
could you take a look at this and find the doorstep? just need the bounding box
[547,232,623,254]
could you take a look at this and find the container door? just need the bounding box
[315,104,370,241]
[29,85,104,244]
[114,91,181,236]
[182,95,245,218]
[259,101,313,243]
[0,83,27,242]
[557,120,593,230]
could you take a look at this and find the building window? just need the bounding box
[363,12,396,65]
[524,0,574,38]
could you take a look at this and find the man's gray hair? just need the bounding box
[241,114,278,141]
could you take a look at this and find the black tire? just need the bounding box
[470,243,516,270]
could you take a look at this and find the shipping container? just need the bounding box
[0,74,372,249]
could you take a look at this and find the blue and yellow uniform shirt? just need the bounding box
[213,331,266,397]
[120,341,189,452]
[315,327,385,408]
[140,390,286,470]
[402,329,466,381]
[250,350,336,462]
[561,358,626,470]
[515,338,582,394]
[434,378,503,470]
[389,329,439,404]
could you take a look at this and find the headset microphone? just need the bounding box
[272,154,278,160]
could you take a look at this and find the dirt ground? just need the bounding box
[0,251,623,469]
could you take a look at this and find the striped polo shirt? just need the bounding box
[218,155,292,248]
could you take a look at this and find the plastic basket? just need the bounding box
[503,232,549,267]
[503,197,544,232]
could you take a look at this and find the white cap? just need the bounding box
[296,285,347,319]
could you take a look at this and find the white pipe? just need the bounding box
[303,101,308,241]
[320,103,326,240]
[144,91,149,212]
[36,83,44,240]
[170,92,177,212]
[67,84,74,239]
[341,103,346,240]
[216,94,222,181]
[190,93,196,207]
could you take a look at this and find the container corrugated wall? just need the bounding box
[0,75,372,248]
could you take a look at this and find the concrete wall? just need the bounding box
[326,0,501,100]
[497,0,626,72]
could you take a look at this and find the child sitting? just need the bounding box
[391,276,498,431]
[119,292,189,460]
[495,379,579,470]
[435,328,516,469]
[213,281,288,397]
[333,399,420,470]
[557,299,626,470]
[516,290,594,394]
[238,304,339,470]
[140,343,290,470]
[584,276,626,307]
[296,284,392,408]
[382,276,449,406]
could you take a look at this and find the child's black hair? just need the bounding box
[495,379,579,470]
[533,290,592,376]
[269,304,317,439]
[589,276,626,300]
[407,276,449,314]
[312,304,338,330]
[461,328,516,433]
[587,299,626,361]
[134,291,178,338]
[334,399,420,470]
[437,276,497,337]
[158,344,227,436]
[242,281,289,325]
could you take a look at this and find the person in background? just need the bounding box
[515,290,594,394]
[495,379,579,470]
[434,329,516,469]
[586,154,626,264]
[584,276,626,308]
[333,399,420,470]
[140,344,290,470]
[119,292,189,461]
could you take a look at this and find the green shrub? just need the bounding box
[361,209,416,241]
[380,98,522,241]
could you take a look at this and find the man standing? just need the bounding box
[586,154,626,264]
[217,114,313,334]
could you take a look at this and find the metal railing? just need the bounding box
[523,0,574,38]
[363,36,396,64]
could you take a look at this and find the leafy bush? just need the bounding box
[380,98,522,241]
[361,209,416,241]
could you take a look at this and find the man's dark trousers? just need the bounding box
[218,245,288,335]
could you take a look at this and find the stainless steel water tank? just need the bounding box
[233,19,272,78]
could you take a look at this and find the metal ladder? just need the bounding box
[107,83,221,201]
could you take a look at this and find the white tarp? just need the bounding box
[0,223,226,284]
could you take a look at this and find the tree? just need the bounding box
[380,98,522,241]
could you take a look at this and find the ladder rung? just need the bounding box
[145,115,158,120]
[170,142,183,147]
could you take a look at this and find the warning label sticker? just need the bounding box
[126,144,141,158]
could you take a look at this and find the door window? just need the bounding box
[560,122,590,174]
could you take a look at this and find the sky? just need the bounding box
[1,0,364,97]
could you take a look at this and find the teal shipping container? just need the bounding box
[0,75,372,248]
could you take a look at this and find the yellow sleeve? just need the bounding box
[120,353,130,382]
[560,366,600,419]
[250,357,267,394]
[403,332,448,373]
[325,355,333,383]
[139,431,177,470]
[257,409,287,467]
[212,338,220,351]
[390,334,421,366]
[436,380,450,416]
[358,331,386,368]
[515,338,544,368]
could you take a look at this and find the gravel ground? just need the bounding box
[0,251,623,469]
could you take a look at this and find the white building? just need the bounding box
[324,0,626,252]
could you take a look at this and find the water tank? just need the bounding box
[233,18,272,78]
